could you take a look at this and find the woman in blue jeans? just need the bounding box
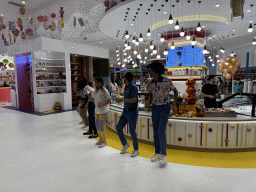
[146,62,178,166]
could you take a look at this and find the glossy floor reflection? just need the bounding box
[0,108,256,192]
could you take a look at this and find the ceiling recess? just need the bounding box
[7,1,25,7]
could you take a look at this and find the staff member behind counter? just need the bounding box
[201,75,219,108]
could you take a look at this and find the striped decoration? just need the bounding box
[140,117,142,138]
[169,122,171,144]
[254,124,256,146]
[184,122,187,145]
[205,123,208,147]
[195,123,197,146]
[241,124,243,146]
[221,124,224,147]
[226,123,229,147]
[245,123,248,147]
[174,122,176,144]
[200,123,203,146]
[216,123,219,147]
[236,124,239,147]
[147,119,150,140]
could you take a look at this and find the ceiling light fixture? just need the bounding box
[212,61,215,67]
[168,14,173,24]
[132,36,136,44]
[247,10,251,13]
[191,36,196,45]
[215,4,220,7]
[180,27,185,36]
[134,47,137,55]
[248,23,253,32]
[139,33,143,42]
[153,46,157,54]
[145,45,149,52]
[186,31,191,40]
[147,28,151,36]
[171,41,175,49]
[175,20,179,30]
[197,22,201,31]
[160,34,165,42]
[216,52,219,58]
[127,42,131,50]
[150,41,154,49]
[164,46,169,55]
[157,51,161,59]
[22,1,25,4]
[135,38,139,46]
[252,38,256,45]
[203,45,207,54]
[230,51,235,56]
[125,31,129,38]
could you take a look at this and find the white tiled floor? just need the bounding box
[1,108,256,192]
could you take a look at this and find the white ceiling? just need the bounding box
[0,0,256,64]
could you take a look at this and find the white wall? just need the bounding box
[234,45,256,68]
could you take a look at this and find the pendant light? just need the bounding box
[164,46,169,55]
[125,31,129,38]
[140,60,143,63]
[127,42,131,50]
[123,47,126,52]
[212,61,215,67]
[186,31,191,40]
[160,34,165,42]
[117,57,120,61]
[135,38,139,46]
[203,45,207,54]
[153,46,157,54]
[143,59,146,64]
[123,63,126,67]
[196,22,201,31]
[145,45,149,52]
[116,48,119,53]
[137,51,141,59]
[230,51,234,56]
[124,56,127,62]
[124,51,127,56]
[191,36,196,45]
[248,23,253,32]
[180,27,185,36]
[168,14,173,24]
[145,56,147,59]
[216,52,219,58]
[157,51,161,59]
[171,41,175,49]
[208,54,212,59]
[147,28,151,36]
[252,38,256,45]
[139,33,143,42]
[134,47,137,54]
[124,40,128,47]
[210,58,213,62]
[132,60,135,64]
[132,36,136,43]
[118,61,121,65]
[175,20,179,30]
[217,59,220,62]
[150,41,154,49]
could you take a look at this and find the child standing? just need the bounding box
[90,78,111,148]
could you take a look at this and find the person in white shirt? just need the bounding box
[110,77,118,92]
[89,78,111,148]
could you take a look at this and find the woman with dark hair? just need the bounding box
[89,77,111,148]
[110,77,118,92]
[145,62,178,166]
[217,77,225,95]
[233,78,244,94]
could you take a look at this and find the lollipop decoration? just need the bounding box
[25,28,33,36]
[60,7,64,28]
[51,13,56,18]
[19,7,25,15]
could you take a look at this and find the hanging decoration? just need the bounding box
[19,7,26,15]
[42,15,48,22]
[37,15,43,22]
[60,7,64,28]
[25,28,33,36]
[49,21,56,31]
[17,18,22,28]
[20,31,26,39]
[43,23,48,30]
[51,13,56,18]
[34,20,38,30]
[1,24,6,29]
[12,29,20,37]
[218,56,241,81]
[73,17,76,27]
[10,22,16,32]
[28,17,33,25]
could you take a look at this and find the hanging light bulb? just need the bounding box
[118,61,121,65]
[145,56,147,59]
[252,38,256,45]
[145,45,149,52]
[203,59,206,63]
[117,57,120,61]
[186,31,191,40]
[151,52,154,56]
[140,60,143,63]
[210,58,213,62]
[132,60,135,64]
[171,41,175,49]
[225,61,229,65]
[212,61,215,67]
[137,51,141,59]
[147,28,151,36]
[216,52,219,58]
[143,59,146,64]
[124,51,127,56]
[230,51,234,56]
[248,23,253,32]
[125,30,129,38]
[217,58,220,62]
[175,20,179,30]
[206,50,210,54]
[139,33,143,42]
[168,14,173,24]
[220,47,225,53]
[208,55,212,59]
[203,45,207,54]
[150,41,154,49]
[125,40,128,47]
[180,27,185,36]
[123,63,126,67]
[191,36,196,45]
[134,47,137,55]
[123,47,126,52]
[127,42,131,50]
[116,48,119,53]
[153,46,157,54]
[197,22,201,31]
[132,36,136,44]
[116,52,119,57]
[124,56,127,62]
[135,38,139,46]
[133,64,136,68]
[157,51,161,59]
[164,46,169,55]
[160,34,165,42]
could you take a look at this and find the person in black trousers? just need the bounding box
[83,82,98,138]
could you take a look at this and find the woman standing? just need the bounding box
[233,78,244,94]
[90,78,111,148]
[110,77,118,92]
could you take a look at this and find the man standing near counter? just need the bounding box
[145,62,178,165]
[115,72,139,157]
[201,75,219,108]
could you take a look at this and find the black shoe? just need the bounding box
[88,134,99,139]
[83,131,93,135]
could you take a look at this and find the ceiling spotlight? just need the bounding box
[139,33,143,42]
[186,31,191,40]
[125,31,129,38]
[157,51,161,59]
[180,27,185,36]
[197,22,201,31]
[171,41,175,49]
[160,34,165,42]
[147,28,151,36]
[153,46,157,54]
[150,41,154,49]
[135,38,139,46]
[203,45,207,54]
[191,36,196,45]
[215,4,220,7]
[252,38,256,45]
[145,45,149,52]
[168,14,173,24]
[22,1,25,4]
[216,52,219,58]
[247,10,252,13]
[175,20,179,30]
[134,47,138,54]
[132,36,136,43]
[248,23,253,32]
[164,46,169,55]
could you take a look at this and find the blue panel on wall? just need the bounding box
[165,46,205,67]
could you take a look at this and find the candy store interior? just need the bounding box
[1,0,256,192]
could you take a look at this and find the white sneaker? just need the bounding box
[81,125,88,130]
[120,143,130,154]
[159,154,167,165]
[95,140,102,145]
[131,150,139,157]
[99,142,107,148]
[151,153,161,162]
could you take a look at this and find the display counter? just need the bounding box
[0,87,11,102]
[106,104,256,152]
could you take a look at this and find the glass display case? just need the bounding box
[218,93,256,116]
